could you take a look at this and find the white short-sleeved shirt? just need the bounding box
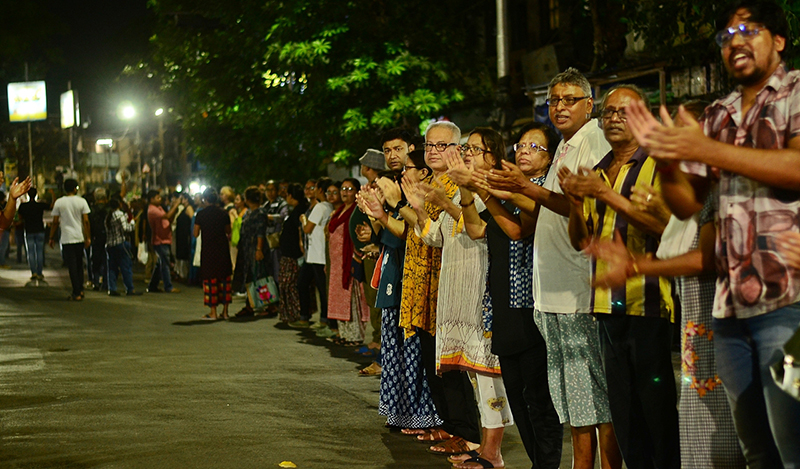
[532,119,611,314]
[52,195,91,245]
[306,201,333,264]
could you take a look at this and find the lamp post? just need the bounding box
[118,102,144,195]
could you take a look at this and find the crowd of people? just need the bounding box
[3,1,799,468]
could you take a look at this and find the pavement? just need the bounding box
[0,247,652,468]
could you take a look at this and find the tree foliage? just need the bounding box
[139,0,493,186]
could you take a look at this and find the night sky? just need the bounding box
[3,0,154,133]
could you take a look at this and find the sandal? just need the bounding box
[68,294,84,301]
[427,436,475,455]
[452,456,504,468]
[201,314,219,321]
[358,362,382,376]
[417,428,451,442]
[447,450,480,464]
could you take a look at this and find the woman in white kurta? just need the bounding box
[403,125,513,469]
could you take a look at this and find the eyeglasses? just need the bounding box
[601,108,627,121]
[423,142,458,152]
[325,190,339,195]
[715,23,763,48]
[461,144,489,155]
[305,186,316,191]
[404,165,418,171]
[383,146,405,155]
[545,96,589,107]
[513,142,548,153]
[341,187,356,192]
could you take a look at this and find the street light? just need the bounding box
[119,103,144,194]
[154,108,164,117]
[121,104,136,120]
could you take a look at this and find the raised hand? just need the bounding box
[8,177,32,201]
[472,168,513,200]
[625,100,709,164]
[560,166,606,200]
[586,231,634,290]
[483,161,529,192]
[631,184,672,225]
[376,177,402,208]
[400,175,425,210]
[355,222,373,243]
[444,149,473,188]
[557,166,583,207]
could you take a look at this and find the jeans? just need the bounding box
[107,242,135,293]
[62,243,85,297]
[713,303,800,469]
[25,232,45,276]
[148,244,174,292]
[91,242,106,289]
[0,229,10,264]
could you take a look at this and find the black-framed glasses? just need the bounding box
[403,165,418,171]
[423,142,458,152]
[461,144,489,155]
[513,142,548,153]
[600,108,627,121]
[715,23,763,48]
[545,96,589,107]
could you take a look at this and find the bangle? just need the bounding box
[459,197,475,208]
[481,194,493,203]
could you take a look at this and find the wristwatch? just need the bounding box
[394,200,409,211]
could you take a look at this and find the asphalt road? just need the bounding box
[0,248,582,469]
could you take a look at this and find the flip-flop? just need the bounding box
[453,456,504,468]
[354,346,371,355]
[447,450,480,464]
[201,314,219,321]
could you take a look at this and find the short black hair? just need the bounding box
[202,187,219,204]
[316,177,334,193]
[28,187,37,199]
[380,128,415,148]
[718,1,790,56]
[64,179,79,193]
[147,190,160,203]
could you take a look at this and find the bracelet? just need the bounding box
[459,197,475,208]
[481,194,493,203]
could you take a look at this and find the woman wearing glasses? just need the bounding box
[326,178,369,345]
[405,127,515,469]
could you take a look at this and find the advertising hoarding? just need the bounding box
[8,81,47,122]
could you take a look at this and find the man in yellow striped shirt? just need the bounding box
[560,84,679,469]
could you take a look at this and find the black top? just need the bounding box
[18,201,50,233]
[279,205,304,259]
[194,205,232,280]
[481,209,541,356]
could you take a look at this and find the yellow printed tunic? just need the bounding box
[399,174,458,337]
[584,148,674,320]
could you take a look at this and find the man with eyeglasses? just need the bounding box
[624,1,800,465]
[561,84,678,469]
[489,68,620,468]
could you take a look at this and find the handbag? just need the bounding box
[771,326,800,401]
[245,262,280,310]
[137,242,149,265]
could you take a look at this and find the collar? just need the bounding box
[564,118,601,149]
[594,146,647,171]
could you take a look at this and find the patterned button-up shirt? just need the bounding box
[682,64,800,319]
[105,210,134,247]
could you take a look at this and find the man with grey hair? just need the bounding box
[561,84,679,468]
[483,68,619,468]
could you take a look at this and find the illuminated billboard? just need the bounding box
[8,81,47,122]
[60,90,75,128]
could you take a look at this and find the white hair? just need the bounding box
[424,121,461,143]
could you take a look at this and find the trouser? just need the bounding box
[0,230,10,264]
[362,256,381,344]
[148,244,174,291]
[713,303,800,469]
[25,232,45,276]
[499,343,563,468]
[62,243,85,297]
[598,315,680,469]
[15,226,25,263]
[91,242,107,288]
[107,242,135,293]
[297,262,329,323]
[84,245,93,283]
[417,328,481,443]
